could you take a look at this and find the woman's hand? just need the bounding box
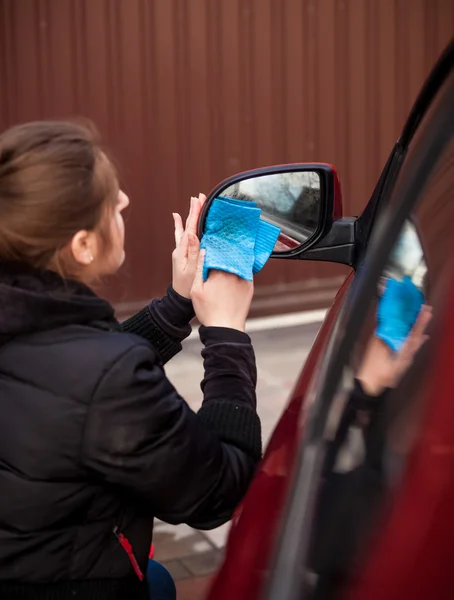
[191,251,254,332]
[172,193,206,299]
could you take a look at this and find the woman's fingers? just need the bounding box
[179,231,190,257]
[173,213,184,247]
[188,233,200,258]
[176,193,206,246]
[190,249,206,299]
[185,197,195,230]
[187,234,200,268]
[186,195,204,237]
[175,193,206,256]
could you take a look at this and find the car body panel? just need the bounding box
[207,273,354,600]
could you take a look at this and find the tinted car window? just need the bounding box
[305,112,454,598]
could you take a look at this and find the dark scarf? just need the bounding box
[0,261,116,345]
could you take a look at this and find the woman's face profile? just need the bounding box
[101,189,130,276]
[70,187,130,282]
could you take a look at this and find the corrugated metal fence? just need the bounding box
[1,0,453,315]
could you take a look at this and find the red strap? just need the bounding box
[113,527,144,581]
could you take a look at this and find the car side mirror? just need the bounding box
[199,164,356,268]
[199,164,344,258]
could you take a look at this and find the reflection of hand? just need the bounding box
[172,194,206,298]
[358,305,432,396]
[191,252,254,332]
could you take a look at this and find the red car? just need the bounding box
[199,39,454,600]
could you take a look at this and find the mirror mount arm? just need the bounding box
[293,217,358,267]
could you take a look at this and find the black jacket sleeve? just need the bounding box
[80,327,261,530]
[121,286,195,364]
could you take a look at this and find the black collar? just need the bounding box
[0,261,116,343]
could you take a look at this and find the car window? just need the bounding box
[304,120,454,598]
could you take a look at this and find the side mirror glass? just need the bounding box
[199,164,339,263]
[220,170,322,251]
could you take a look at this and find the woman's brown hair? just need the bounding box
[0,120,119,278]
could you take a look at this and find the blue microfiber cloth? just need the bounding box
[216,195,257,208]
[253,219,281,273]
[201,196,280,281]
[216,197,280,273]
[376,276,425,352]
[201,198,262,281]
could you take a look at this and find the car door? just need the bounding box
[206,41,454,600]
[264,50,454,600]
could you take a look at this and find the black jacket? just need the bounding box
[0,261,261,599]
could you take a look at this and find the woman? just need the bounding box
[0,121,261,599]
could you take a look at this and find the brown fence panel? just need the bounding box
[1,0,453,315]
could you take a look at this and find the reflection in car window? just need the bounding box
[378,220,428,299]
[384,221,427,286]
[304,118,454,599]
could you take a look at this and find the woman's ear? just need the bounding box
[70,230,97,266]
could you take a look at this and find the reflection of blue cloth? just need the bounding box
[147,560,176,600]
[201,196,280,281]
[376,276,424,352]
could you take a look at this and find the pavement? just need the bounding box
[154,320,321,599]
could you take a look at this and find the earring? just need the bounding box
[89,255,94,264]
